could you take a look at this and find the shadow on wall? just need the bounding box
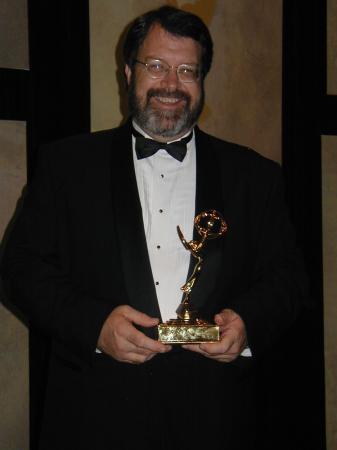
[115,23,129,125]
[0,186,29,327]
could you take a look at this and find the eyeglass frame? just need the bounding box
[134,58,200,83]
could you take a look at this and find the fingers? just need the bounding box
[182,339,238,362]
[182,342,240,362]
[120,305,160,328]
[126,324,169,354]
[214,308,238,327]
[129,351,159,364]
[117,350,158,365]
[200,337,234,355]
[117,305,169,353]
[200,338,240,362]
[97,305,171,364]
[182,309,247,363]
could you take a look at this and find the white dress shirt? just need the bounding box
[132,121,196,322]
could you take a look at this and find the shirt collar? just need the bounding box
[132,120,194,144]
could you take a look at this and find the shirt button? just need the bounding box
[157,245,161,249]
[155,281,159,285]
[159,209,163,213]
[161,174,164,178]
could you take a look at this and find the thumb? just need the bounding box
[122,306,160,328]
[214,309,235,326]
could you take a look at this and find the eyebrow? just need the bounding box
[142,56,199,66]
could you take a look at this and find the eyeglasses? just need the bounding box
[134,58,200,83]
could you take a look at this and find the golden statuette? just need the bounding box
[158,210,228,344]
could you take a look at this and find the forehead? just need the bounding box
[137,24,201,64]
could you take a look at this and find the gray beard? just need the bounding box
[128,78,204,138]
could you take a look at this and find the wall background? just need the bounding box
[322,136,337,450]
[324,2,337,447]
[0,3,29,449]
[0,0,28,69]
[0,122,28,450]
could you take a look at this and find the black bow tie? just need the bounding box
[133,128,193,162]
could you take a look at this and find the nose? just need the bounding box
[160,67,180,91]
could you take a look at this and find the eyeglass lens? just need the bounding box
[140,59,199,82]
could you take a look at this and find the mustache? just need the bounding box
[147,89,190,102]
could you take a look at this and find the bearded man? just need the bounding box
[1,6,309,450]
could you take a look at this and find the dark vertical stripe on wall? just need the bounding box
[281,1,326,450]
[27,2,90,449]
[27,0,91,179]
[0,68,28,120]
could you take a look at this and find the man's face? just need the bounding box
[125,24,204,141]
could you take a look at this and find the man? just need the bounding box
[1,6,308,450]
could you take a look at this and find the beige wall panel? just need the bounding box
[328,0,337,95]
[322,136,337,450]
[0,120,28,450]
[0,0,29,69]
[90,0,282,163]
[203,0,282,162]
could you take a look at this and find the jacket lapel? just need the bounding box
[185,127,227,319]
[109,121,161,337]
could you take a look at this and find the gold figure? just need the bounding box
[158,210,228,343]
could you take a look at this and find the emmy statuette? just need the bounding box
[158,210,228,344]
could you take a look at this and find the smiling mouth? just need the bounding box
[156,96,182,104]
[147,89,190,108]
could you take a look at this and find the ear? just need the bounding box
[125,64,132,86]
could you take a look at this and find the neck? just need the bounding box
[132,120,194,143]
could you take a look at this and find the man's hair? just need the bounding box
[123,6,213,79]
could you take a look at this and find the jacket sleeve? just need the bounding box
[0,145,114,367]
[226,162,311,359]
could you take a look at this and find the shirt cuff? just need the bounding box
[241,346,252,357]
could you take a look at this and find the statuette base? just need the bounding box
[158,319,220,344]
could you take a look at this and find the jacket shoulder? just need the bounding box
[36,124,130,172]
[30,125,131,187]
[42,125,126,156]
[196,127,281,175]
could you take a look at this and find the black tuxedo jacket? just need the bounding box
[1,121,309,450]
